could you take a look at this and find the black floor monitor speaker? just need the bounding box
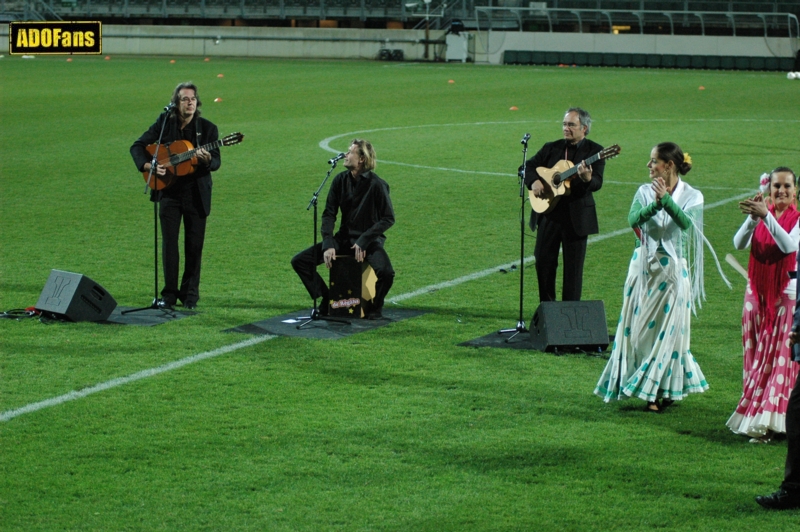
[35,269,117,322]
[529,300,609,353]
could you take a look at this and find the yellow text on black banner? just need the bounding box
[9,21,102,55]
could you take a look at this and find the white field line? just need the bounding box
[0,335,274,422]
[318,119,800,176]
[318,118,800,156]
[0,182,752,422]
[391,191,751,303]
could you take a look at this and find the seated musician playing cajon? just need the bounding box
[291,139,395,320]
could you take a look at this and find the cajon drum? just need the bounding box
[328,255,378,318]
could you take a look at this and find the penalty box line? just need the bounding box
[0,191,749,422]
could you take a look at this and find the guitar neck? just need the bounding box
[169,139,223,165]
[559,150,603,181]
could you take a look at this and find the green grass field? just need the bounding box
[1,55,799,530]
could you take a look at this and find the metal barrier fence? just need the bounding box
[502,49,797,70]
[3,0,798,23]
[475,6,799,37]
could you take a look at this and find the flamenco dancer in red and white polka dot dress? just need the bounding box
[727,168,800,443]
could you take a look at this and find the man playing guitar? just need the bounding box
[524,107,605,303]
[130,82,221,310]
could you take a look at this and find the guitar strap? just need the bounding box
[195,117,202,146]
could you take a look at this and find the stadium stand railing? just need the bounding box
[2,0,61,20]
[13,0,795,26]
[4,0,797,70]
[501,49,797,71]
[473,6,799,37]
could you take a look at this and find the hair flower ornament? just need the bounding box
[759,172,771,194]
[683,153,692,165]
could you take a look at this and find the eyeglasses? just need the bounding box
[179,97,197,103]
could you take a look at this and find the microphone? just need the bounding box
[521,133,531,144]
[164,102,175,112]
[328,153,345,164]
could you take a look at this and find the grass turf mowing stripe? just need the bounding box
[0,191,750,423]
[0,335,275,422]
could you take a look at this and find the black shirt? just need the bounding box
[524,137,605,234]
[524,138,604,193]
[130,112,220,213]
[322,170,395,251]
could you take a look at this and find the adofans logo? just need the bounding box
[10,21,101,55]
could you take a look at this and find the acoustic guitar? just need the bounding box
[528,144,621,214]
[142,132,244,190]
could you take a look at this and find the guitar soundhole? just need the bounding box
[552,174,562,187]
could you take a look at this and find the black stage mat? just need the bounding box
[224,308,427,339]
[459,331,536,350]
[460,330,611,356]
[100,306,197,326]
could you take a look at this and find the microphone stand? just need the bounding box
[123,106,176,317]
[498,133,531,342]
[296,158,351,329]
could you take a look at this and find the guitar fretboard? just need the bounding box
[556,151,604,182]
[161,139,225,166]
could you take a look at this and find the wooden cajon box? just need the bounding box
[328,255,377,318]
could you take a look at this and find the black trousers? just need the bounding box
[782,367,800,492]
[291,239,394,311]
[159,188,207,305]
[534,215,587,302]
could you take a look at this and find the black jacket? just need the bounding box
[524,137,604,237]
[130,112,220,217]
[322,170,395,251]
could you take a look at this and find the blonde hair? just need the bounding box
[350,139,376,171]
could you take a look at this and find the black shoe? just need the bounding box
[366,309,383,320]
[756,489,800,510]
[183,302,197,310]
[156,298,175,310]
[318,298,330,317]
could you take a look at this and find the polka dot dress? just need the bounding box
[725,281,799,436]
[595,249,708,402]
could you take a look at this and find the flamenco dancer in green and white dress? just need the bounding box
[594,142,729,413]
